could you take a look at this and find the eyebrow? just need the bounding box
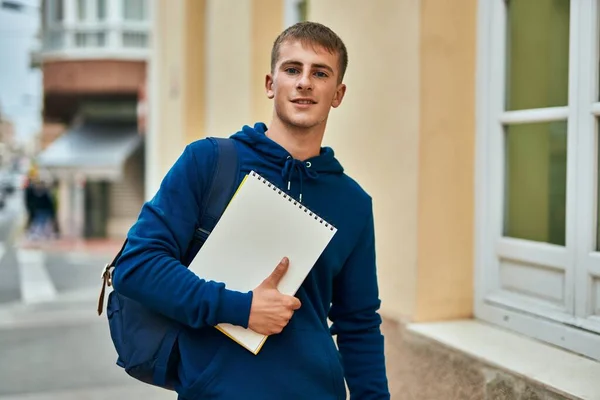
[280,60,335,75]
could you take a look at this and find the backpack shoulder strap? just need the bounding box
[179,137,240,266]
[198,137,240,234]
[98,137,239,315]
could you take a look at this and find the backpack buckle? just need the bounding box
[101,263,113,287]
[98,264,114,316]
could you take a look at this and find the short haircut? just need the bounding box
[271,21,349,84]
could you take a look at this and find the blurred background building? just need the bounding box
[34,0,149,240]
[145,0,600,398]
[0,0,596,398]
[0,107,16,169]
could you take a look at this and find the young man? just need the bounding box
[113,21,390,399]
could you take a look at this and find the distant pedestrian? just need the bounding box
[27,180,55,240]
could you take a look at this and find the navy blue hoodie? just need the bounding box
[113,123,390,399]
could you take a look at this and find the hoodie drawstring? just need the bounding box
[282,156,319,203]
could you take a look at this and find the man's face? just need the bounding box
[266,40,346,130]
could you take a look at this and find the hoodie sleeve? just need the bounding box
[111,139,253,329]
[329,202,390,399]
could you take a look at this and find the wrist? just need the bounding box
[216,289,253,328]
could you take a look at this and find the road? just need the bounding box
[0,189,175,399]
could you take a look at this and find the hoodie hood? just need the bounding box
[230,122,344,202]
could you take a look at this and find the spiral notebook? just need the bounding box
[187,171,337,355]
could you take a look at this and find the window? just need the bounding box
[122,31,148,48]
[123,0,147,21]
[476,0,600,361]
[46,0,63,23]
[97,0,106,20]
[75,31,106,47]
[77,0,86,21]
[77,0,106,22]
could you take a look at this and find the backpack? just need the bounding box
[96,137,239,390]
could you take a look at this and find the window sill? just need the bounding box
[407,319,600,399]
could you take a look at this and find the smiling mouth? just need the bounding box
[291,99,316,105]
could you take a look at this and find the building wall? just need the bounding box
[147,0,285,199]
[146,0,188,198]
[310,0,477,322]
[148,0,477,323]
[205,0,252,137]
[43,60,146,94]
[309,0,421,321]
[415,0,477,321]
[183,0,207,145]
[251,0,284,125]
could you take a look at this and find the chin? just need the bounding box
[284,115,322,130]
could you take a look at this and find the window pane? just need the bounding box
[505,0,570,111]
[122,31,148,48]
[503,121,567,246]
[77,0,86,21]
[75,32,106,47]
[123,0,146,21]
[48,0,63,22]
[97,0,106,20]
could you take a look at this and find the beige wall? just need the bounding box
[149,0,477,323]
[310,0,477,322]
[148,0,284,198]
[183,0,207,144]
[251,0,284,125]
[414,0,477,321]
[204,0,283,136]
[309,0,422,321]
[147,0,187,198]
[205,0,252,137]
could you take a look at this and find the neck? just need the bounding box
[265,116,326,161]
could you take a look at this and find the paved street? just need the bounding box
[0,190,175,399]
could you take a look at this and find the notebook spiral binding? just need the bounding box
[250,171,336,232]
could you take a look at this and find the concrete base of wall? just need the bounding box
[381,319,576,400]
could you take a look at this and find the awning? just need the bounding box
[36,121,143,181]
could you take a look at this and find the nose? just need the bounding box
[296,71,313,91]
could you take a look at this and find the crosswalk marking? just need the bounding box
[17,249,57,304]
[0,244,6,266]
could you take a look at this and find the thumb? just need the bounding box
[263,257,289,288]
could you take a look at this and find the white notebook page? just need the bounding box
[187,171,337,354]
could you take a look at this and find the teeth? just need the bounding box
[296,100,312,104]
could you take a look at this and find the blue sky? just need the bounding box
[0,0,42,143]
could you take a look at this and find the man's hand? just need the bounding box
[248,257,301,335]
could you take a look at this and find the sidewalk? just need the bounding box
[0,384,174,400]
[17,237,123,256]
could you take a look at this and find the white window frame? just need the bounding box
[475,0,600,360]
[41,0,151,58]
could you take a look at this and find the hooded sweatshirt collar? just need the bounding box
[230,122,344,202]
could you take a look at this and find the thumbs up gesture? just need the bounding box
[248,257,302,335]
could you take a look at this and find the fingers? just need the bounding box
[263,257,289,288]
[289,296,301,310]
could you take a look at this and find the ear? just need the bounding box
[265,74,275,99]
[331,83,347,108]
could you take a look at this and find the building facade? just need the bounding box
[36,0,150,239]
[147,0,600,398]
[0,108,16,170]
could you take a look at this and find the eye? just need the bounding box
[285,67,300,75]
[314,71,328,78]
